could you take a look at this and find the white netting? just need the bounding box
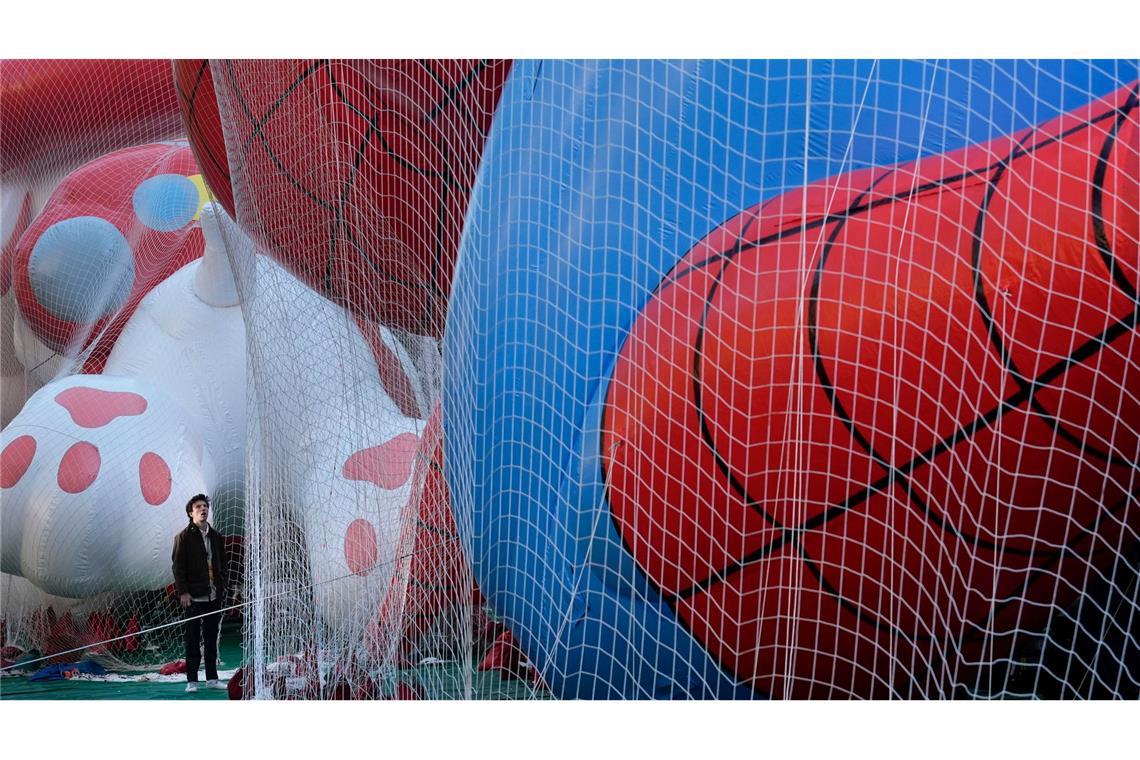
[442,60,1139,699]
[2,59,1137,699]
[0,60,246,672]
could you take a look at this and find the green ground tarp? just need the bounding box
[1,624,545,700]
[0,624,244,700]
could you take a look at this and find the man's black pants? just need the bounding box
[184,599,222,682]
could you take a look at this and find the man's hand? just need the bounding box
[180,593,192,608]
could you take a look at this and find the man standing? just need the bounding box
[172,493,228,692]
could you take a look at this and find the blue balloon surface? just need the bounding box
[28,215,135,324]
[132,173,199,232]
[444,60,1138,698]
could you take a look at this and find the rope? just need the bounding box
[0,531,456,674]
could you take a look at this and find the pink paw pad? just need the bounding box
[342,433,419,490]
[1,435,37,488]
[344,519,378,576]
[57,441,101,493]
[138,452,172,505]
[54,387,147,428]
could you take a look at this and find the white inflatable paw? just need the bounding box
[0,373,214,597]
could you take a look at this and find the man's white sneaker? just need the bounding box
[185,682,198,693]
[206,679,226,690]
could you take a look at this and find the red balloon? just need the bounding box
[173,59,233,215]
[11,142,205,372]
[0,60,182,175]
[369,402,468,662]
[174,59,511,338]
[602,83,1139,697]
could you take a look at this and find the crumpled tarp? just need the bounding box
[27,660,107,682]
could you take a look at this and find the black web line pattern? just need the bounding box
[174,60,230,188]
[601,84,1139,694]
[220,59,502,333]
[970,85,1139,470]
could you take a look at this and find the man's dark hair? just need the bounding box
[185,493,210,517]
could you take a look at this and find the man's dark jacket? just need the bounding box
[172,522,227,600]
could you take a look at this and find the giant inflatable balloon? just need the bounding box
[172,59,234,217]
[1,60,185,428]
[0,141,244,598]
[2,59,476,669]
[1,373,217,597]
[10,142,209,373]
[2,145,461,667]
[2,61,227,657]
[445,61,1139,698]
[172,59,512,338]
[366,403,470,665]
[0,60,182,179]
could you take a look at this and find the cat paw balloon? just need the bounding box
[0,374,215,597]
[1,195,245,600]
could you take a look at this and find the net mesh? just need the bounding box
[0,60,240,671]
[1,58,1138,699]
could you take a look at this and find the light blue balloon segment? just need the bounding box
[28,215,135,325]
[132,173,199,232]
